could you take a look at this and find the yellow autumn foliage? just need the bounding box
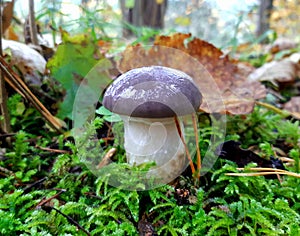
[271,0,300,38]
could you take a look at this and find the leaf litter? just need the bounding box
[118,33,267,115]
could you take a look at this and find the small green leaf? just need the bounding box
[103,114,122,123]
[96,106,122,122]
[16,102,25,116]
[96,106,113,116]
[47,31,112,120]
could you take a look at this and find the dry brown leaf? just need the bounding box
[1,1,14,33]
[118,33,266,114]
[154,33,237,90]
[268,38,298,54]
[2,39,46,86]
[283,96,300,119]
[235,62,256,79]
[4,25,19,41]
[248,59,297,85]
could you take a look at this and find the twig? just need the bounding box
[236,167,286,172]
[42,206,90,236]
[84,192,102,200]
[23,177,47,194]
[279,157,295,164]
[0,165,15,176]
[226,172,300,177]
[226,167,300,178]
[192,113,201,179]
[271,146,284,181]
[35,145,72,154]
[0,166,23,183]
[0,132,15,138]
[174,116,195,175]
[0,57,63,132]
[35,189,66,209]
[255,101,290,117]
[97,147,116,169]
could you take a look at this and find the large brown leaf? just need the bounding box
[118,33,266,114]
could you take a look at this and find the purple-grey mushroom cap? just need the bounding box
[103,66,202,118]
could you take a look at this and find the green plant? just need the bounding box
[125,23,162,44]
[7,94,46,134]
[36,0,64,46]
[96,106,122,123]
[46,32,112,120]
[1,104,300,235]
[226,106,283,147]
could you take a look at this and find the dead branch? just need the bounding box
[0,56,64,132]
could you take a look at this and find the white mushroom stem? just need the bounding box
[121,116,187,172]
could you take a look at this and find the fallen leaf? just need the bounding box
[268,38,298,54]
[283,96,300,119]
[4,25,19,41]
[248,59,298,85]
[1,1,14,33]
[235,62,256,79]
[118,33,266,114]
[2,39,47,86]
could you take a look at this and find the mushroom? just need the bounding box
[103,66,202,181]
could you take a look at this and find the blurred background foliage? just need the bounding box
[8,0,300,50]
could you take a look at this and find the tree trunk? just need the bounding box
[256,0,274,40]
[29,0,38,46]
[120,0,167,37]
[0,0,12,137]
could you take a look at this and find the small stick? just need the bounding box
[42,205,90,236]
[271,145,283,182]
[255,101,290,117]
[226,172,300,178]
[227,167,300,178]
[0,166,15,176]
[97,147,117,169]
[0,57,63,132]
[174,116,195,175]
[0,166,23,183]
[192,113,201,179]
[279,157,295,164]
[0,133,16,138]
[35,189,66,209]
[23,177,47,194]
[236,167,286,172]
[35,145,72,154]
